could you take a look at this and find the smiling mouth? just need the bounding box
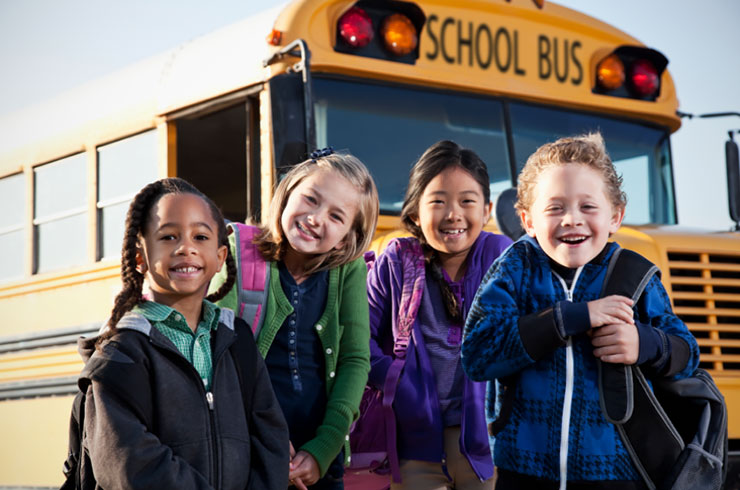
[171,266,201,274]
[297,221,319,239]
[559,235,588,244]
[441,228,466,236]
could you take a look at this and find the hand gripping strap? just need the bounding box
[383,239,426,483]
[598,248,659,424]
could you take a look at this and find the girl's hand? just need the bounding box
[591,322,639,364]
[289,450,320,487]
[288,442,308,490]
[587,295,634,328]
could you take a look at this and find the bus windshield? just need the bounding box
[312,77,676,226]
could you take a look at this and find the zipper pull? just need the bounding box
[206,391,214,410]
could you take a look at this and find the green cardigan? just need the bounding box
[215,255,370,476]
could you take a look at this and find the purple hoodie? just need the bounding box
[366,231,512,481]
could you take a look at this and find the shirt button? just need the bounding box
[289,339,295,345]
[292,300,298,305]
[345,435,350,441]
[293,291,298,297]
[329,371,335,378]
[290,320,296,325]
[316,324,323,331]
[326,348,333,355]
[174,314,182,321]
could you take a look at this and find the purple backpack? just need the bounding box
[348,240,426,484]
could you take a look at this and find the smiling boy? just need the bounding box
[461,133,699,490]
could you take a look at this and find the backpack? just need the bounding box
[347,239,426,484]
[61,319,258,490]
[598,248,728,490]
[227,223,270,336]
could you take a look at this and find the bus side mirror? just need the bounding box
[726,134,740,230]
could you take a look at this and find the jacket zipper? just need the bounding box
[206,390,219,487]
[554,267,582,490]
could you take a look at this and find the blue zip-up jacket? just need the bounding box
[367,232,512,481]
[462,236,699,483]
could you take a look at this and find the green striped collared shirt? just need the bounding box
[133,300,221,390]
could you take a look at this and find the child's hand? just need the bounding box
[591,322,639,364]
[289,450,320,487]
[587,295,634,328]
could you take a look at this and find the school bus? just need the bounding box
[1,0,738,487]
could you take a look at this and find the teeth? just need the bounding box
[561,236,587,243]
[297,221,318,239]
[442,229,466,235]
[173,266,198,273]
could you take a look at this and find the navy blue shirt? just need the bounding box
[264,262,328,448]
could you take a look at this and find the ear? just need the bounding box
[520,210,536,238]
[216,244,228,270]
[609,205,626,235]
[410,214,420,227]
[135,246,147,275]
[482,201,493,225]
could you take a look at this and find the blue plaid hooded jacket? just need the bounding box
[461,236,699,483]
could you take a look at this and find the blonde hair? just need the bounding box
[515,132,627,214]
[254,152,379,275]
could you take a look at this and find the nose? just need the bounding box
[445,203,462,221]
[175,237,197,255]
[561,207,583,227]
[307,210,324,227]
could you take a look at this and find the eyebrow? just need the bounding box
[156,221,214,232]
[427,189,481,196]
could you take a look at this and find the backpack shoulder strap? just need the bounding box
[599,247,686,489]
[230,318,258,419]
[381,238,427,483]
[229,223,270,337]
[599,247,660,424]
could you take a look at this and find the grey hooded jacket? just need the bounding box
[78,309,289,490]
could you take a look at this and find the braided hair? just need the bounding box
[100,178,236,343]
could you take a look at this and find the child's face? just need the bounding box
[137,193,227,306]
[280,168,359,259]
[413,166,492,261]
[521,163,624,268]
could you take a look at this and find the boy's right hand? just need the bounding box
[587,295,635,328]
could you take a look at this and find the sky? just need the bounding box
[1,0,738,230]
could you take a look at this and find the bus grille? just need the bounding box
[667,251,740,374]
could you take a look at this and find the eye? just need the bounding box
[428,199,444,205]
[194,233,210,241]
[160,234,176,241]
[581,203,597,211]
[462,198,477,205]
[304,194,318,205]
[330,213,344,223]
[544,205,562,213]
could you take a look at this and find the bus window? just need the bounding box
[176,103,248,224]
[311,78,510,214]
[508,102,676,225]
[97,130,158,260]
[33,154,87,273]
[0,173,25,282]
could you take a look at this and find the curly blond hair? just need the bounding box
[515,132,626,215]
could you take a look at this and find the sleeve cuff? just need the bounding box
[518,305,566,360]
[560,301,591,337]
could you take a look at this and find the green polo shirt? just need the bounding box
[133,300,220,390]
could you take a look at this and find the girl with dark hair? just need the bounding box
[366,141,512,489]
[79,177,290,489]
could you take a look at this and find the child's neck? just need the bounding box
[282,248,310,284]
[436,250,469,282]
[152,294,203,333]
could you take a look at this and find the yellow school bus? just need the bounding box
[1,0,738,486]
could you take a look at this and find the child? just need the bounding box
[212,149,379,490]
[78,177,290,489]
[462,134,700,489]
[366,140,512,489]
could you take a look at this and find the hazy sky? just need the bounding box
[1,0,738,230]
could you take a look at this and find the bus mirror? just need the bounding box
[494,188,524,241]
[726,133,740,230]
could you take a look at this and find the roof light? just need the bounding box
[266,29,282,46]
[381,13,417,56]
[596,54,625,91]
[630,59,659,98]
[338,7,374,49]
